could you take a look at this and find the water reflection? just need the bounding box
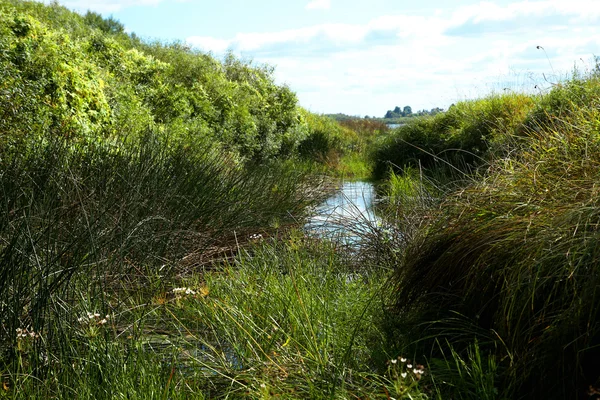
[305,181,379,246]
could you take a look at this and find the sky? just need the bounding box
[42,0,600,117]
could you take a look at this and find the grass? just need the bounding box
[6,3,600,398]
[371,92,536,180]
[0,132,323,398]
[1,232,431,399]
[376,68,600,399]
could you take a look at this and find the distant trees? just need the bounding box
[384,105,444,119]
[384,105,412,118]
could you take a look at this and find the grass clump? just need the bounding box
[372,93,535,180]
[382,69,600,399]
[0,130,319,399]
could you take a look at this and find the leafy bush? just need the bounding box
[298,112,358,163]
[0,1,325,162]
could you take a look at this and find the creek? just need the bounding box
[304,180,379,246]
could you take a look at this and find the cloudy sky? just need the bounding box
[43,0,600,116]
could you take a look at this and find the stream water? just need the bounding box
[304,180,379,246]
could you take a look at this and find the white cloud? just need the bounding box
[56,0,598,115]
[306,0,330,11]
[188,23,371,54]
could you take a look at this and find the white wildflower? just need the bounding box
[173,287,196,295]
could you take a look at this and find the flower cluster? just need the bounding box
[77,312,110,326]
[16,328,39,340]
[172,287,196,296]
[388,356,426,381]
[249,233,263,240]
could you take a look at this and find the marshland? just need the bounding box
[2,1,600,399]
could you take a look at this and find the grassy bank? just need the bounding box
[0,1,350,397]
[374,68,600,399]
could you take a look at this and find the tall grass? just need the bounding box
[143,236,428,399]
[0,131,316,395]
[372,93,535,180]
[382,70,600,399]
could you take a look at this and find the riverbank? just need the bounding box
[371,69,600,399]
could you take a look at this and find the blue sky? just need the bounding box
[43,0,600,116]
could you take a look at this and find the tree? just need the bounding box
[403,105,412,116]
[84,11,124,34]
[393,106,401,115]
[384,110,394,119]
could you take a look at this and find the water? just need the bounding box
[304,180,379,246]
[387,123,406,129]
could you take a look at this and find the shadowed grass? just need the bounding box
[0,131,319,395]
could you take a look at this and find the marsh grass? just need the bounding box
[372,92,536,180]
[0,132,318,397]
[142,237,428,399]
[381,69,600,399]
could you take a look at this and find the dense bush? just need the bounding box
[298,112,358,162]
[0,1,325,162]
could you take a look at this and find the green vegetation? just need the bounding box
[373,68,600,398]
[0,1,377,397]
[372,93,535,179]
[3,1,600,399]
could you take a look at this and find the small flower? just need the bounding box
[407,363,413,368]
[16,327,38,340]
[391,358,397,364]
[172,287,196,295]
[400,357,407,363]
[401,372,407,378]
